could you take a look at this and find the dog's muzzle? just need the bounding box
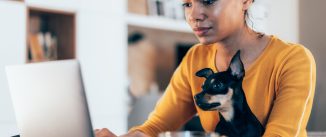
[194,91,221,111]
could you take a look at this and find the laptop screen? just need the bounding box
[6,60,94,137]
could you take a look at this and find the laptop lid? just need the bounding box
[6,60,94,137]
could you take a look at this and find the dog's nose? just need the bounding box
[194,94,200,100]
[194,92,204,101]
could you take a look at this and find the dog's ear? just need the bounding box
[228,50,245,80]
[196,68,213,78]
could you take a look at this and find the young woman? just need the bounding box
[96,0,316,136]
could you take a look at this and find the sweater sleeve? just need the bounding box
[129,47,197,137]
[263,46,316,137]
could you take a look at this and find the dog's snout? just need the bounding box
[194,93,202,101]
[194,91,206,101]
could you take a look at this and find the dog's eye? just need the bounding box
[213,83,224,89]
[218,83,224,88]
[213,85,217,88]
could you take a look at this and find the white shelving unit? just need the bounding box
[0,0,128,136]
[127,13,192,33]
[25,0,79,12]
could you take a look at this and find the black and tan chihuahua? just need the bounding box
[194,51,264,137]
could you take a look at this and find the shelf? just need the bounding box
[27,7,76,63]
[127,13,192,33]
[25,0,78,13]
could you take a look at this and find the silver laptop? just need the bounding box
[6,60,94,137]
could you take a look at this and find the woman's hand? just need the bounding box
[94,128,149,137]
[94,128,117,137]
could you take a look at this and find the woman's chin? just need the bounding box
[198,37,216,45]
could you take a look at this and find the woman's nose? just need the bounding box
[187,5,206,23]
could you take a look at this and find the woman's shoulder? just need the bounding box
[269,36,314,60]
[269,36,315,68]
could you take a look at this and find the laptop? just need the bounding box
[6,60,94,137]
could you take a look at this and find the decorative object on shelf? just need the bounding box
[44,32,58,60]
[163,0,184,20]
[128,0,148,15]
[146,0,185,20]
[28,32,58,62]
[147,0,163,16]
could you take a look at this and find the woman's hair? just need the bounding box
[244,0,264,38]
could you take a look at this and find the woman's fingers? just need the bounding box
[94,128,117,137]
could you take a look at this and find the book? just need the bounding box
[156,0,164,16]
[29,34,45,62]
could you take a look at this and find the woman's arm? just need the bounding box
[263,47,316,137]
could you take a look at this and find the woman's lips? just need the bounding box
[193,27,212,36]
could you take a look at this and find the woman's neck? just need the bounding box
[215,27,270,71]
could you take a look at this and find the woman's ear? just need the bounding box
[242,0,253,11]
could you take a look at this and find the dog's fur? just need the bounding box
[194,51,264,137]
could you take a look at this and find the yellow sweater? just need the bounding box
[131,36,316,137]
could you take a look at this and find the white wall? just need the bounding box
[0,1,26,136]
[250,0,299,43]
[77,4,128,134]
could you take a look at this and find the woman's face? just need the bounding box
[183,0,250,45]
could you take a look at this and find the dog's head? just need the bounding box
[194,50,245,111]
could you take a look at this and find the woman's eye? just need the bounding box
[202,0,216,6]
[182,2,192,8]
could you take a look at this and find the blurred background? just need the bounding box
[0,0,325,136]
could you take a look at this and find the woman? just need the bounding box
[96,0,316,136]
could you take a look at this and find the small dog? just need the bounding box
[194,51,264,137]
